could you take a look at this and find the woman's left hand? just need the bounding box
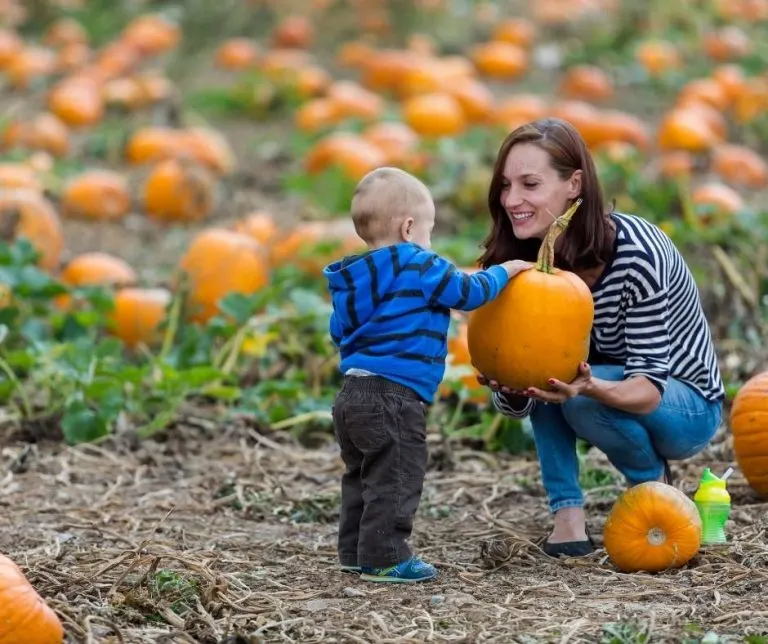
[525,362,594,404]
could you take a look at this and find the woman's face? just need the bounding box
[499,142,582,241]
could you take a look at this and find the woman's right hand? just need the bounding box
[476,374,529,398]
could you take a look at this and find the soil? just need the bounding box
[1,419,766,644]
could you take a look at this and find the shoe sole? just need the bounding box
[359,572,437,583]
[340,567,361,573]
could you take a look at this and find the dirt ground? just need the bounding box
[2,414,766,644]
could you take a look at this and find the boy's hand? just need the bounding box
[500,260,534,278]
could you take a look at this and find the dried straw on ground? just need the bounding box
[1,417,766,644]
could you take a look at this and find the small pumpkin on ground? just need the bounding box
[56,251,137,310]
[0,189,64,272]
[61,170,132,221]
[0,553,64,644]
[143,158,216,223]
[730,370,768,496]
[466,199,593,391]
[603,481,702,573]
[109,287,171,349]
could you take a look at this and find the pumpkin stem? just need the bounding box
[535,198,583,274]
[647,526,667,546]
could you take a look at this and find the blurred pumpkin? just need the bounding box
[121,14,180,57]
[0,190,63,272]
[559,64,613,102]
[143,158,216,223]
[214,37,260,70]
[109,287,171,349]
[0,163,42,192]
[56,251,137,309]
[402,92,466,138]
[470,41,528,79]
[61,170,131,221]
[711,144,768,189]
[178,228,270,323]
[304,132,386,180]
[603,482,702,573]
[691,183,744,222]
[730,371,768,496]
[2,112,70,158]
[233,211,279,245]
[47,76,104,127]
[0,553,64,644]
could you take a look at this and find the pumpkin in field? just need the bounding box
[0,190,64,272]
[143,158,216,223]
[61,170,132,221]
[109,287,171,349]
[1,113,71,158]
[466,199,593,391]
[233,211,279,245]
[730,371,768,496]
[178,228,269,323]
[402,92,466,138]
[57,251,137,310]
[603,481,702,573]
[47,76,104,127]
[0,553,64,644]
[439,318,487,403]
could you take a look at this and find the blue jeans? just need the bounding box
[530,365,723,512]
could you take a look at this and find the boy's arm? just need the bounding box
[419,253,511,311]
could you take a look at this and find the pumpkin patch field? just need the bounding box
[1,0,768,642]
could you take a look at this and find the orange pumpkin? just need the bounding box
[109,287,171,349]
[0,553,64,644]
[2,113,70,158]
[233,211,279,245]
[657,108,717,152]
[439,318,487,403]
[470,41,528,79]
[47,76,104,127]
[402,92,466,138]
[143,158,216,223]
[56,252,137,310]
[491,17,536,48]
[466,199,593,391]
[730,371,768,496]
[0,163,42,192]
[61,170,132,221]
[214,37,260,70]
[59,252,137,289]
[304,133,386,181]
[559,65,613,102]
[178,228,270,323]
[691,183,744,221]
[711,144,768,189]
[0,190,63,272]
[121,14,181,57]
[635,40,681,75]
[603,482,702,573]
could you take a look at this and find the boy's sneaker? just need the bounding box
[360,556,437,583]
[340,564,361,573]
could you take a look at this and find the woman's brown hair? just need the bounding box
[477,118,614,272]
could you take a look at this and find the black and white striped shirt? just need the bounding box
[493,212,725,418]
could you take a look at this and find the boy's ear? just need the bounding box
[400,217,414,241]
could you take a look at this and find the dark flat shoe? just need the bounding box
[542,529,595,558]
[543,539,594,558]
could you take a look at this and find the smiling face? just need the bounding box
[500,142,583,241]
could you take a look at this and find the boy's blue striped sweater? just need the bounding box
[323,242,510,403]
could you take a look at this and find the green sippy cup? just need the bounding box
[693,467,732,545]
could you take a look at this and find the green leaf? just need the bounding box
[61,400,112,444]
[200,384,241,401]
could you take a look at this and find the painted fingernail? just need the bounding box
[548,379,555,385]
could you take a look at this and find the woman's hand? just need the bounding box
[476,374,527,397]
[526,362,594,404]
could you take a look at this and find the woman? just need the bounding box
[476,118,724,558]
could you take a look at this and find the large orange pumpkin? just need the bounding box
[0,190,64,272]
[466,199,593,391]
[0,553,64,644]
[178,228,269,323]
[603,482,702,573]
[730,371,768,496]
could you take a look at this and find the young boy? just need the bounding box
[323,167,531,583]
